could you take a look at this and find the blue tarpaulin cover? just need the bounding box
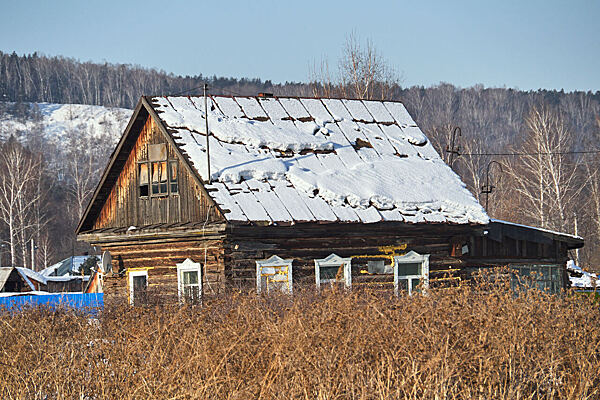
[0,293,103,313]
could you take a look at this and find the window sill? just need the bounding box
[139,194,180,199]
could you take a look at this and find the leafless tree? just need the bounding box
[310,33,402,100]
[0,137,44,266]
[505,106,582,231]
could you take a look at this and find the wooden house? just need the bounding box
[76,95,583,304]
[0,267,46,293]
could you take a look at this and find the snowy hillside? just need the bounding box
[0,102,132,144]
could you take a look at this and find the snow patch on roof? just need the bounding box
[154,97,333,154]
[150,96,488,225]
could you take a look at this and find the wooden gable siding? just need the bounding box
[93,116,218,230]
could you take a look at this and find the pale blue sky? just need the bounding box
[1,0,598,91]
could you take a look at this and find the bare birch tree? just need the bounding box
[0,137,43,266]
[506,106,581,231]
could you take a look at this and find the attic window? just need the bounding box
[152,161,168,194]
[138,143,178,197]
[139,164,149,197]
[170,161,178,193]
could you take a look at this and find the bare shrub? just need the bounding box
[0,281,599,399]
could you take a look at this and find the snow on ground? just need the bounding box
[567,260,599,288]
[0,102,132,144]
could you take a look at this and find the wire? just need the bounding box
[458,150,600,156]
[171,83,208,96]
[213,87,245,97]
[170,85,246,98]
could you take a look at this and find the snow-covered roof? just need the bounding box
[40,255,99,277]
[149,96,488,225]
[0,268,13,291]
[16,267,47,286]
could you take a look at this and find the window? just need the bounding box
[511,264,563,294]
[152,161,168,195]
[138,143,179,197]
[393,251,429,296]
[129,270,148,306]
[256,255,293,294]
[314,253,352,290]
[177,258,202,304]
[139,164,149,196]
[170,161,178,193]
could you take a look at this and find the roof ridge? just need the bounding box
[155,94,406,104]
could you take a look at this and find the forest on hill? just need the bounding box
[1,49,600,270]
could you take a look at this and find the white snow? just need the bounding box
[342,99,374,122]
[150,95,489,225]
[16,267,47,285]
[0,102,131,144]
[233,97,268,119]
[212,97,245,118]
[567,260,599,288]
[154,97,334,156]
[383,102,427,145]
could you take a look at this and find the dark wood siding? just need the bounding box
[93,116,218,229]
[101,237,226,304]
[224,223,479,290]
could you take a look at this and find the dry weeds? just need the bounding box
[0,280,599,399]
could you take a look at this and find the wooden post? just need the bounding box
[204,83,211,184]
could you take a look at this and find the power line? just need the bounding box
[171,85,206,96]
[458,150,600,156]
[169,85,245,98]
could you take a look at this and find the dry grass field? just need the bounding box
[1,276,599,399]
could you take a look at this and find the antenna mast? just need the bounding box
[204,83,211,184]
[445,126,461,168]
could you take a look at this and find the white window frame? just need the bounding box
[256,255,293,294]
[177,258,202,304]
[393,251,429,296]
[128,269,148,305]
[314,253,352,290]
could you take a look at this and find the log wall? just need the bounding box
[100,237,226,304]
[224,223,478,290]
[224,223,571,291]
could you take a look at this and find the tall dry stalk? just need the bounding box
[0,279,599,399]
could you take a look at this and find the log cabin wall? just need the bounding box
[93,115,218,230]
[224,223,481,290]
[100,236,226,304]
[466,235,565,265]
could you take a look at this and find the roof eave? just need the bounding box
[76,98,147,235]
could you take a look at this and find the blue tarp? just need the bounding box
[0,293,103,313]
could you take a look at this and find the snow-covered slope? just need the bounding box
[0,102,132,143]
